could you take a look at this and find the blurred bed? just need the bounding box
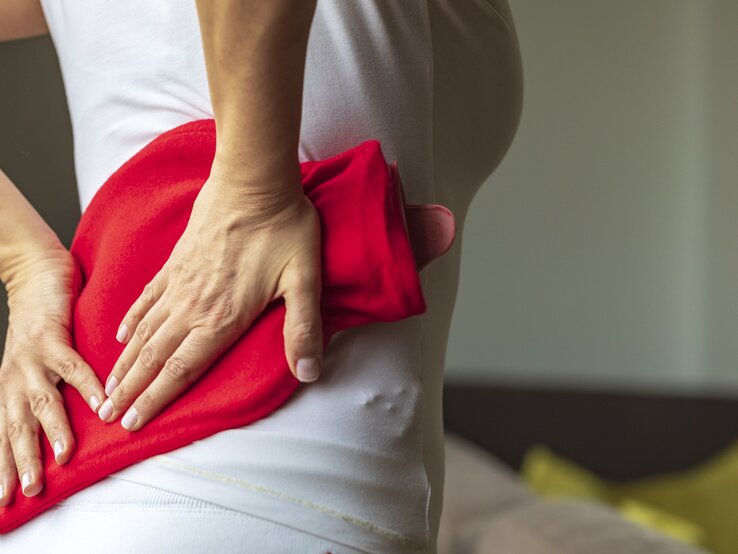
[437,382,738,553]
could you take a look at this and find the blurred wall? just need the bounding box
[703,1,738,389]
[445,0,738,392]
[1,2,736,394]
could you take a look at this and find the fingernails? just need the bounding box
[121,407,138,430]
[21,472,32,495]
[89,395,101,413]
[98,398,114,421]
[105,375,119,397]
[53,440,64,463]
[116,323,128,343]
[296,357,320,383]
[21,472,42,496]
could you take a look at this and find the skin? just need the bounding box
[0,0,322,505]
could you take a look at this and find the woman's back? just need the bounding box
[28,1,523,552]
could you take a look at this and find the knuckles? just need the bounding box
[45,420,65,438]
[138,390,158,411]
[135,319,151,343]
[74,373,95,392]
[15,453,36,470]
[138,344,159,371]
[111,381,128,402]
[142,282,157,305]
[6,420,27,441]
[52,356,82,383]
[162,356,192,382]
[28,389,56,417]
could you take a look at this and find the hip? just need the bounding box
[0,478,373,554]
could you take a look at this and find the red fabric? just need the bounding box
[0,118,435,532]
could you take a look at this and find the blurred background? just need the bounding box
[2,1,738,552]
[447,0,738,392]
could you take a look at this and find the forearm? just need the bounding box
[0,169,64,286]
[0,0,48,42]
[194,0,317,201]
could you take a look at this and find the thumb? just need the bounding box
[282,264,323,383]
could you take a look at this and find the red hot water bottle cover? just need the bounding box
[0,118,455,532]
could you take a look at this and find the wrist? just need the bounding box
[206,155,305,214]
[210,147,302,186]
[1,237,68,290]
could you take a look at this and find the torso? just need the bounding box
[40,0,524,550]
[40,1,446,552]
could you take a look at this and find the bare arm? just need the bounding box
[0,0,54,277]
[0,175,109,507]
[0,4,109,503]
[194,0,317,205]
[0,169,62,288]
[0,0,54,279]
[0,0,48,42]
[95,0,325,434]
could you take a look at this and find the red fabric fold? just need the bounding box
[0,118,430,532]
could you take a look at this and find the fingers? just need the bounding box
[45,342,106,414]
[0,350,83,506]
[107,328,214,432]
[99,317,188,428]
[114,274,167,346]
[282,256,323,383]
[26,378,76,466]
[104,299,169,399]
[0,404,18,506]
[99,303,171,421]
[101,268,260,430]
[5,398,43,498]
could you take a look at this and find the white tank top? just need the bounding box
[39,1,455,552]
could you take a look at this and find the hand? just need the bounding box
[98,169,323,432]
[0,249,107,505]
